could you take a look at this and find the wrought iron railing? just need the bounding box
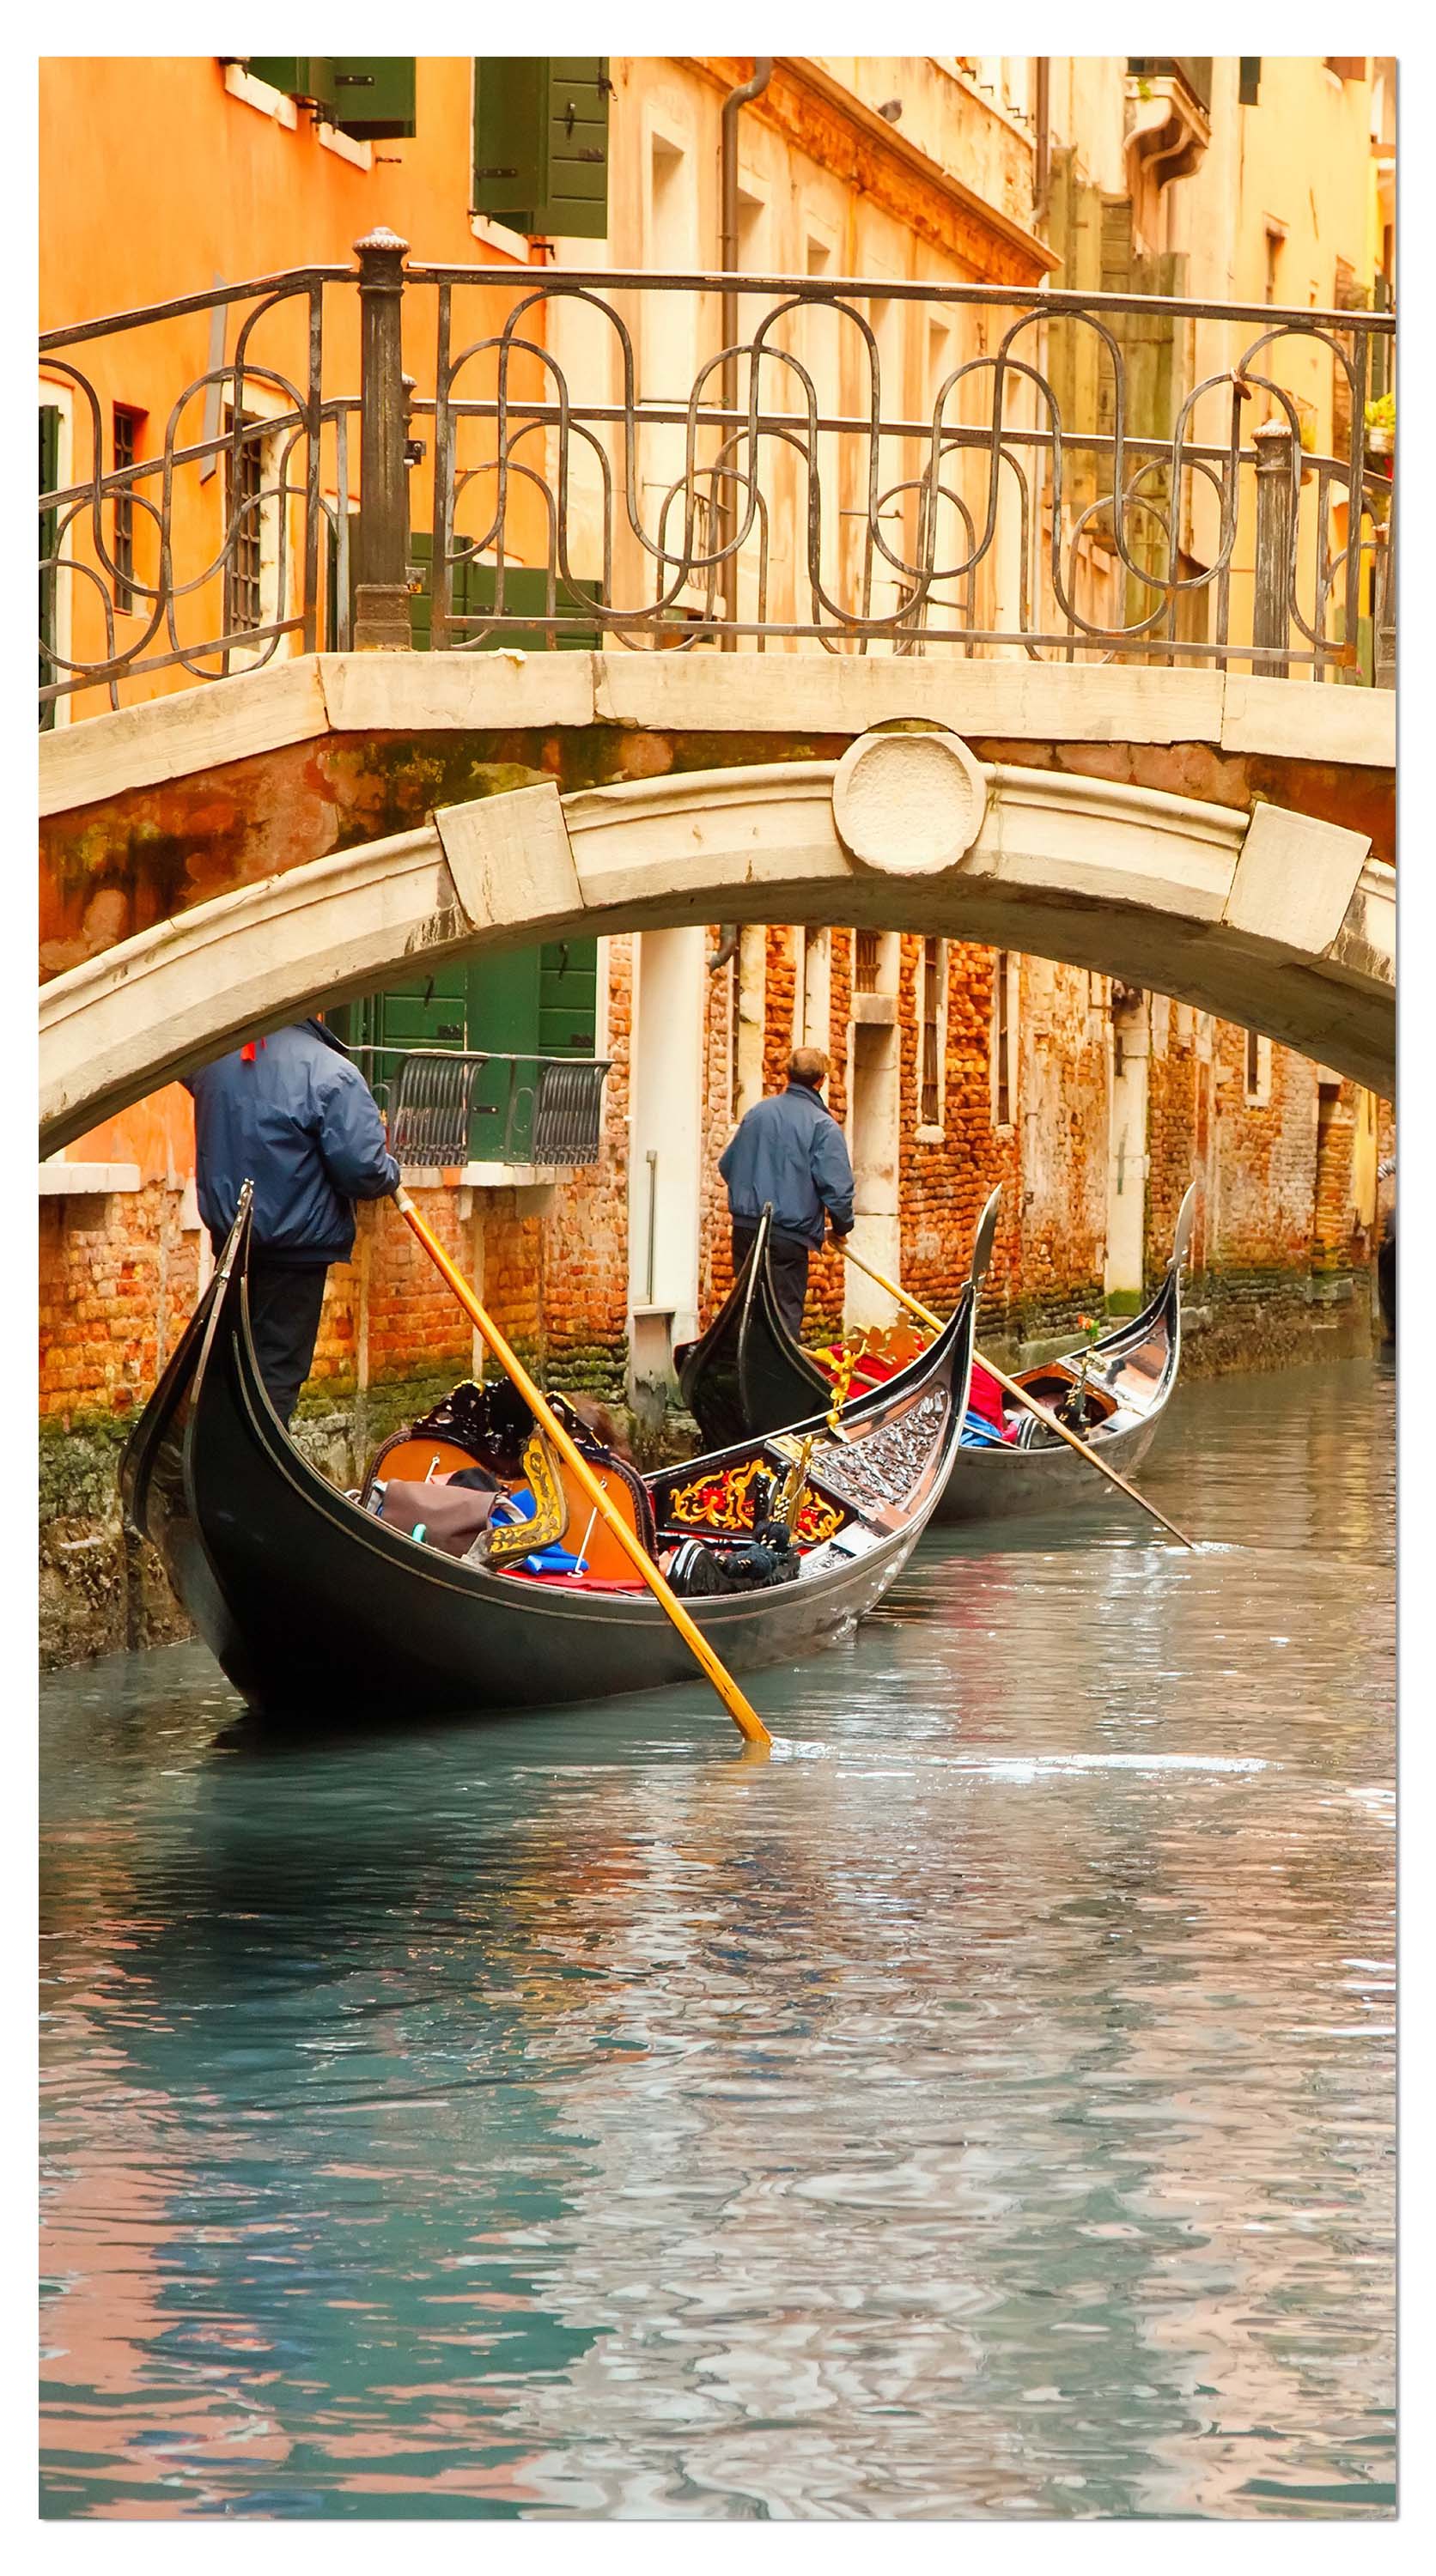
[39,238,1396,720]
[359,1047,612,1170]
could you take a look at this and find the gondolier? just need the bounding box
[719,1048,855,1339]
[186,1020,399,1426]
[120,1188,983,1726]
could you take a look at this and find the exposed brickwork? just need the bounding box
[40,927,1388,1668]
[40,1183,200,1425]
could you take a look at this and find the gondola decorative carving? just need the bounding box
[487,1430,569,1564]
[814,1392,949,1511]
[662,1453,844,1546]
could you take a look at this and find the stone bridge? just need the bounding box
[40,653,1395,1151]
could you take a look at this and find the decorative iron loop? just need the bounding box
[39,264,1396,715]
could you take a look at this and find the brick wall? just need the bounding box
[40,927,1388,1669]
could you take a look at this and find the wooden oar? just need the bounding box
[837,1239,1196,1551]
[393,1187,772,1746]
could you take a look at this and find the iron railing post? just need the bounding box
[353,226,412,650]
[1251,416,1296,677]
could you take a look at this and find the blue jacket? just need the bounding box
[719,1082,855,1250]
[186,1022,400,1265]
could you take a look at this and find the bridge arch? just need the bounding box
[40,735,1393,1153]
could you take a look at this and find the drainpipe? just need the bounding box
[719,58,773,646]
[1033,58,1051,226]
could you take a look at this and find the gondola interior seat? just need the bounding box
[361,1377,660,1584]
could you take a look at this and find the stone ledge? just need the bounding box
[40,1160,141,1196]
[40,653,1396,826]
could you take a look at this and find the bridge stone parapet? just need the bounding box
[40,653,1394,981]
[40,729,1394,1153]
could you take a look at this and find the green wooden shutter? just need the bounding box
[40,404,60,734]
[541,60,610,238]
[408,534,602,653]
[472,58,609,240]
[538,939,597,1054]
[248,58,337,117]
[473,58,545,230]
[247,58,416,137]
[329,58,417,140]
[340,537,599,1157]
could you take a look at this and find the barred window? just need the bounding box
[854,928,881,994]
[224,410,264,635]
[112,405,141,615]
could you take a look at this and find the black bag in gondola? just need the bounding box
[666,1522,802,1599]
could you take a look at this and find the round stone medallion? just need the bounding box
[831,727,988,875]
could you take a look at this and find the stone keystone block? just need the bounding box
[1225,804,1373,958]
[832,727,988,875]
[435,781,585,935]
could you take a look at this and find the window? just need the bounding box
[224,410,264,635]
[246,58,417,139]
[803,230,842,598]
[800,927,831,1054]
[991,951,1016,1130]
[854,929,881,994]
[1244,1028,1272,1106]
[472,58,609,239]
[112,405,142,615]
[919,937,945,1131]
[1264,224,1287,306]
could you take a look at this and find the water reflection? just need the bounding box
[40,1360,1394,2518]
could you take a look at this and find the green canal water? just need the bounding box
[40,1358,1395,2520]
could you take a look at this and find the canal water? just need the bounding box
[40,1358,1395,2520]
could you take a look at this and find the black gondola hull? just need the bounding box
[123,1204,973,1724]
[678,1192,1191,1525]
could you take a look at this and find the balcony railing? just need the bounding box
[1127,58,1214,118]
[39,241,1396,722]
[360,1048,612,1171]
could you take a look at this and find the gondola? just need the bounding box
[121,1192,983,1723]
[676,1205,833,1453]
[680,1186,1196,1525]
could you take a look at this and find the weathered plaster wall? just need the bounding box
[40,715,1396,982]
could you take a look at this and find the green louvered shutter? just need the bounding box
[541,60,610,237]
[329,58,417,140]
[248,58,337,117]
[472,58,609,240]
[473,58,545,231]
[246,58,416,137]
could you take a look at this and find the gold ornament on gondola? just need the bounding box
[665,1451,843,1546]
[487,1430,570,1566]
[825,1346,856,1431]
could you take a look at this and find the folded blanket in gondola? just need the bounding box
[379,1478,508,1558]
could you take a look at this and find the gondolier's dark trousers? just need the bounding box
[235,1255,329,1428]
[733,1222,810,1341]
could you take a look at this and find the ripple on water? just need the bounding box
[40,1360,1394,2518]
